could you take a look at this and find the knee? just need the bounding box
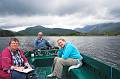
[54,57,59,62]
[56,58,64,64]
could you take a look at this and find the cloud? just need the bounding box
[0,0,119,17]
[0,0,120,30]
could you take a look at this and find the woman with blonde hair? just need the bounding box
[47,38,83,79]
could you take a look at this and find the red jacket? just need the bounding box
[0,47,28,79]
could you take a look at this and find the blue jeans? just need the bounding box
[11,71,27,79]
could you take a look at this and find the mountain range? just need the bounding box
[0,22,120,36]
[74,22,120,33]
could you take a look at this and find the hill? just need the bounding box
[17,25,79,36]
[0,29,15,37]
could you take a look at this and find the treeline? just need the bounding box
[0,30,15,37]
[77,32,120,36]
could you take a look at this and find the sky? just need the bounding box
[0,0,120,31]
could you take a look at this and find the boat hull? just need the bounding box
[24,49,120,79]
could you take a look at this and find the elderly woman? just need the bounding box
[1,38,31,79]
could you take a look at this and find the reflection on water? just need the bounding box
[0,36,120,69]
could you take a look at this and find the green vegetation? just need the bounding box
[79,32,120,36]
[0,30,15,37]
[16,25,79,36]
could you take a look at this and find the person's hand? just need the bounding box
[25,63,32,69]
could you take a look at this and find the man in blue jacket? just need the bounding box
[47,38,83,79]
[34,32,52,49]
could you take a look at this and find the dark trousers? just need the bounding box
[11,71,27,79]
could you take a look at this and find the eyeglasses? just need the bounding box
[11,43,19,45]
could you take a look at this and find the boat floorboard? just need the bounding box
[35,67,68,79]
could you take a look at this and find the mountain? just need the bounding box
[74,22,120,33]
[17,25,79,36]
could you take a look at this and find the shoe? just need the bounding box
[68,63,82,71]
[55,78,62,79]
[47,73,54,78]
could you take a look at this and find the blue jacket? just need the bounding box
[34,38,51,49]
[57,42,83,60]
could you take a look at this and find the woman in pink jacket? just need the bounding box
[0,38,31,79]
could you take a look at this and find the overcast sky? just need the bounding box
[0,0,120,31]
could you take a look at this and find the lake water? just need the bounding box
[0,36,120,69]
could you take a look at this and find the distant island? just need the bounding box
[0,22,120,37]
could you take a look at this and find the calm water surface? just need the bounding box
[0,36,120,69]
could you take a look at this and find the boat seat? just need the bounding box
[29,56,55,67]
[69,54,111,79]
[69,66,99,79]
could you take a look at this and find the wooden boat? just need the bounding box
[24,49,120,79]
